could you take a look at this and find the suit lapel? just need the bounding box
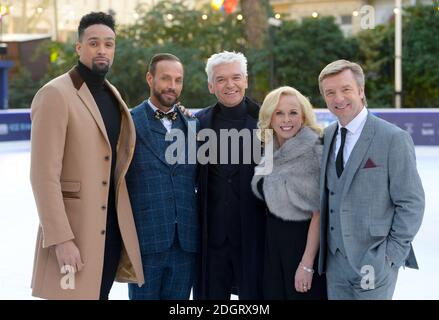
[170,108,186,170]
[148,108,168,135]
[135,102,170,166]
[198,106,215,131]
[244,111,258,130]
[320,122,337,195]
[173,107,187,130]
[341,112,376,196]
[105,80,134,186]
[175,108,199,168]
[69,67,109,146]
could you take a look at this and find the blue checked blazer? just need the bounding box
[126,101,199,255]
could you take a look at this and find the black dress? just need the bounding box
[257,179,327,300]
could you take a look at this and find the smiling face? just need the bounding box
[76,24,115,75]
[321,69,365,126]
[270,94,304,146]
[208,62,248,107]
[147,60,184,112]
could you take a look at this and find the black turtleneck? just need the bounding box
[211,98,247,165]
[207,98,247,247]
[216,99,247,126]
[77,61,121,163]
[77,61,121,246]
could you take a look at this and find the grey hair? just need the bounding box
[205,50,248,84]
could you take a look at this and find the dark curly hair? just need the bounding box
[78,12,115,41]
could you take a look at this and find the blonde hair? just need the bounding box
[257,86,323,144]
[318,59,367,105]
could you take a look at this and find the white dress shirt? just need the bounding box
[334,106,368,166]
[148,99,176,133]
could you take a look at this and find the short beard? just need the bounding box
[91,62,110,76]
[153,89,178,109]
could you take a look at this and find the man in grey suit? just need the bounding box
[317,59,425,300]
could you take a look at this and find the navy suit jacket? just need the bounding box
[126,101,199,255]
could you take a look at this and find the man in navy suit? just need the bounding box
[126,53,199,300]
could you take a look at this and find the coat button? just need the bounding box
[227,179,232,183]
[330,191,335,196]
[104,156,110,161]
[330,226,334,231]
[330,209,334,213]
[101,205,106,210]
[101,230,106,235]
[102,181,108,186]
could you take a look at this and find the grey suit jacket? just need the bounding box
[318,111,425,275]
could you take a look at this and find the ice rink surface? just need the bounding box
[0,141,438,300]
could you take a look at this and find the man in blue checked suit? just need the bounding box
[126,53,199,300]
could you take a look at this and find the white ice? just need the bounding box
[0,141,438,300]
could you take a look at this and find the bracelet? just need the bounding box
[300,262,314,274]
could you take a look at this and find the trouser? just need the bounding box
[128,237,196,300]
[326,249,399,300]
[205,238,242,300]
[99,229,122,300]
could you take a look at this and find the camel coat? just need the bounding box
[30,67,144,299]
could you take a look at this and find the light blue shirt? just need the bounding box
[334,106,368,166]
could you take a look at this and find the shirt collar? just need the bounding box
[338,106,368,134]
[148,98,176,114]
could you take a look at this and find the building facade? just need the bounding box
[2,0,196,41]
[270,0,433,35]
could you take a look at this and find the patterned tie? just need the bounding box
[154,109,178,121]
[336,127,347,178]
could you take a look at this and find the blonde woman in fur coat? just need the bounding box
[252,86,327,300]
